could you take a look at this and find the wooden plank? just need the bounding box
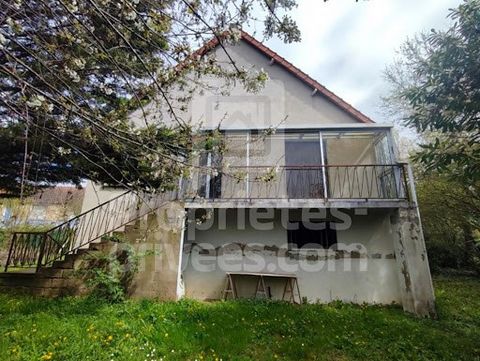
[226,271,296,278]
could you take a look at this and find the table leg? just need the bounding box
[255,276,268,299]
[223,274,237,300]
[294,278,301,304]
[230,274,237,299]
[282,278,289,301]
[261,276,269,299]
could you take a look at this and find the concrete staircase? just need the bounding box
[0,238,118,297]
[0,199,184,300]
[0,189,167,297]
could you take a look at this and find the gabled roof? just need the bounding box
[195,31,374,124]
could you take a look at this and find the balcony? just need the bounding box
[180,164,411,208]
[179,127,413,208]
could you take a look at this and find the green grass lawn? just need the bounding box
[0,276,479,361]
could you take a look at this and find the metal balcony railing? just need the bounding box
[180,164,409,201]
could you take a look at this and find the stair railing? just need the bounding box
[3,190,175,272]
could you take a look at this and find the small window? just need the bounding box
[287,221,337,249]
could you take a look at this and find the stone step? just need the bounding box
[52,258,74,269]
[0,270,87,295]
[0,221,139,297]
[74,249,91,256]
[124,223,142,233]
[0,285,63,297]
[64,254,77,262]
[88,240,117,252]
[37,267,74,278]
[0,273,63,288]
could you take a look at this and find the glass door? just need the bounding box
[284,133,323,198]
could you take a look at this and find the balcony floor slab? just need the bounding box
[184,198,411,209]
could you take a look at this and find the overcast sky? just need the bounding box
[247,0,463,123]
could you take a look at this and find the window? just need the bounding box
[198,151,222,199]
[287,221,337,249]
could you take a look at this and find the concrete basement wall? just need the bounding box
[181,208,402,305]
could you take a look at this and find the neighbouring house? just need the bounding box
[0,186,85,268]
[0,186,85,227]
[1,32,435,317]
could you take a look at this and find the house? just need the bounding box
[0,187,85,227]
[1,32,435,317]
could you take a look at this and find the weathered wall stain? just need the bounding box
[184,242,396,261]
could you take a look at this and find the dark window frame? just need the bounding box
[287,220,337,250]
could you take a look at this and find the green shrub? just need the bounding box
[76,239,139,303]
[416,175,480,274]
[0,228,7,248]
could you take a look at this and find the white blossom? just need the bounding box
[125,10,137,20]
[229,26,242,42]
[26,95,45,108]
[64,66,80,82]
[68,0,78,12]
[0,33,6,49]
[72,58,86,69]
[57,147,72,155]
[134,21,144,31]
[100,84,114,95]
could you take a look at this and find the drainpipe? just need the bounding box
[175,213,187,300]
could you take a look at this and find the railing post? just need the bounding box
[405,163,418,205]
[246,132,250,198]
[205,153,212,199]
[4,233,16,272]
[319,132,328,199]
[36,233,48,272]
[392,162,406,200]
[394,162,409,201]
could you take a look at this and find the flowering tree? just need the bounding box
[0,0,300,195]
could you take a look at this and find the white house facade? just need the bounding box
[2,32,435,317]
[86,32,435,316]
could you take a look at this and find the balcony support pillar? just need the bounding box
[390,207,436,318]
